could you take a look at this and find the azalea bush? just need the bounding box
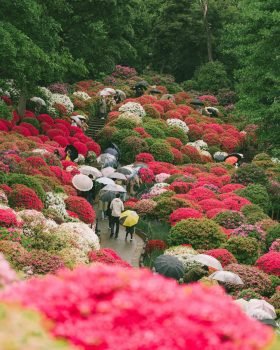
[223,237,259,265]
[65,196,96,224]
[149,141,174,163]
[134,199,157,215]
[203,248,237,267]
[8,185,44,211]
[256,252,280,277]
[241,204,269,224]
[120,136,149,163]
[168,218,226,249]
[237,289,263,301]
[214,210,245,229]
[231,224,265,242]
[231,164,268,186]
[88,248,131,268]
[236,184,271,213]
[169,208,202,226]
[155,197,190,221]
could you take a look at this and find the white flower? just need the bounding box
[45,192,69,218]
[200,150,212,159]
[272,157,280,164]
[155,173,170,183]
[187,140,208,151]
[73,91,91,100]
[119,102,146,117]
[118,112,142,125]
[50,93,74,114]
[165,246,198,256]
[30,96,46,106]
[39,87,52,99]
[167,119,189,133]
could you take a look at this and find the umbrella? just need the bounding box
[120,210,139,227]
[209,271,244,285]
[247,309,274,321]
[116,89,126,101]
[102,184,126,193]
[154,255,184,280]
[99,191,116,202]
[190,254,223,271]
[224,153,244,162]
[205,107,219,117]
[225,156,239,165]
[70,115,82,126]
[99,90,111,97]
[111,142,121,155]
[96,177,115,185]
[72,174,93,192]
[65,145,78,161]
[103,88,116,95]
[76,114,87,120]
[235,299,249,312]
[101,167,115,177]
[133,162,149,169]
[213,151,228,162]
[97,153,117,167]
[150,88,161,94]
[247,300,276,319]
[79,165,102,178]
[104,147,119,159]
[109,172,127,181]
[190,98,204,106]
[117,166,134,175]
[135,80,149,88]
[161,94,174,101]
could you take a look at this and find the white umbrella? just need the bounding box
[190,254,223,271]
[109,172,127,181]
[79,165,102,178]
[247,309,274,321]
[116,89,126,101]
[209,271,244,285]
[97,153,117,167]
[102,184,126,193]
[247,300,276,319]
[117,166,134,175]
[72,174,93,192]
[103,88,116,95]
[101,167,116,177]
[76,114,87,120]
[96,177,115,185]
[99,90,111,97]
[235,299,249,312]
[70,115,82,126]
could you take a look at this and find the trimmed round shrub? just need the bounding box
[222,237,259,265]
[231,163,268,186]
[29,249,65,274]
[155,197,190,221]
[120,136,149,163]
[143,104,161,119]
[166,126,188,144]
[65,196,96,224]
[168,218,226,249]
[169,208,202,226]
[96,126,117,149]
[266,224,280,249]
[111,129,139,145]
[144,123,166,138]
[270,292,280,310]
[214,210,245,229]
[135,152,155,163]
[166,137,183,150]
[203,248,237,267]
[9,185,44,211]
[231,224,265,242]
[236,184,271,213]
[236,289,263,301]
[241,204,269,224]
[0,240,30,269]
[149,141,174,163]
[112,117,138,130]
[226,263,273,296]
[256,252,280,276]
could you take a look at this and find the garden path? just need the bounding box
[98,217,145,267]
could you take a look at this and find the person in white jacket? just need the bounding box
[109,193,124,239]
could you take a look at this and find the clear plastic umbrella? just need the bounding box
[247,300,276,319]
[235,299,249,312]
[97,153,117,167]
[209,271,243,285]
[99,88,116,96]
[189,254,223,271]
[99,90,111,97]
[72,174,93,192]
[247,309,274,321]
[79,165,102,178]
[96,177,115,185]
[101,167,115,177]
[70,115,82,126]
[117,166,134,175]
[109,172,127,181]
[102,184,126,193]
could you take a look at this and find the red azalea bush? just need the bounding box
[209,166,228,176]
[199,95,218,105]
[29,249,65,274]
[169,181,193,194]
[19,122,39,136]
[65,196,96,224]
[198,199,226,212]
[0,264,274,350]
[0,184,12,195]
[169,208,202,226]
[145,240,167,253]
[136,153,155,163]
[203,249,237,267]
[166,137,183,150]
[25,156,47,168]
[133,199,157,215]
[53,135,69,147]
[0,209,18,228]
[221,184,245,193]
[221,196,251,211]
[139,168,155,183]
[171,147,183,164]
[86,141,101,156]
[8,185,43,211]
[188,124,204,140]
[12,126,32,137]
[181,145,201,162]
[88,248,131,268]
[73,141,88,156]
[133,127,151,138]
[188,187,216,201]
[256,252,280,276]
[206,208,228,219]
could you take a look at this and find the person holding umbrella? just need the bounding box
[109,193,124,239]
[120,210,139,241]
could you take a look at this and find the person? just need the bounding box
[54,149,61,159]
[99,96,107,120]
[125,225,135,241]
[65,149,72,161]
[85,174,95,205]
[110,193,124,239]
[106,199,113,230]
[114,91,122,104]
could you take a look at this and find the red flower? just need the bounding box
[53,135,69,147]
[145,240,167,253]
[169,181,193,194]
[166,137,183,150]
[37,114,54,124]
[206,208,228,219]
[8,184,43,211]
[1,95,12,105]
[0,209,18,227]
[256,252,280,276]
[0,184,13,195]
[199,199,226,212]
[65,196,96,224]
[73,141,88,156]
[133,127,151,138]
[203,132,221,146]
[86,141,101,156]
[221,184,245,193]
[88,248,131,268]
[169,208,202,225]
[25,156,47,168]
[181,145,201,162]
[204,248,237,267]
[171,147,183,164]
[47,128,67,139]
[12,126,32,137]
[19,122,39,136]
[139,168,155,184]
[165,110,183,120]
[199,95,218,105]
[188,187,216,201]
[136,153,154,163]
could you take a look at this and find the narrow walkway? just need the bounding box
[97,218,145,267]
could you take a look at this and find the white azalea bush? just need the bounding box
[45,192,69,219]
[167,119,189,133]
[155,173,171,183]
[118,111,142,125]
[30,97,46,106]
[50,93,74,114]
[187,140,208,151]
[119,102,146,117]
[165,246,198,256]
[73,91,91,101]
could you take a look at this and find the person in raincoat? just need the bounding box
[99,96,107,120]
[109,193,124,239]
[125,224,136,241]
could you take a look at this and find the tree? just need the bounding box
[222,0,280,154]
[199,0,213,62]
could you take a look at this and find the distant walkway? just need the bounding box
[97,217,145,267]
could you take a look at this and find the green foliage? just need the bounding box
[232,163,268,186]
[237,288,263,301]
[144,123,166,138]
[0,101,12,120]
[266,224,280,250]
[222,236,259,265]
[149,141,174,163]
[214,210,245,229]
[22,118,40,130]
[96,126,117,149]
[155,197,188,221]
[120,136,148,163]
[113,118,138,130]
[168,218,226,249]
[166,126,188,144]
[236,184,271,213]
[270,275,280,294]
[241,204,269,224]
[111,129,138,145]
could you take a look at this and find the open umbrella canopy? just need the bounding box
[103,88,116,94]
[104,147,119,159]
[115,89,126,100]
[224,153,244,162]
[70,115,82,126]
[154,255,184,280]
[79,165,102,178]
[235,299,249,312]
[213,151,228,162]
[97,153,117,168]
[161,94,174,101]
[247,300,276,319]
[225,156,239,165]
[117,166,134,175]
[99,191,116,202]
[101,167,115,177]
[96,177,115,185]
[72,174,93,192]
[99,90,111,97]
[109,172,127,181]
[102,184,126,193]
[150,88,161,94]
[190,254,223,271]
[120,210,139,227]
[190,98,204,106]
[209,271,244,285]
[135,80,149,88]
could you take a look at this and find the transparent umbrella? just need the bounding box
[102,184,126,193]
[97,153,117,167]
[247,300,276,319]
[96,177,115,185]
[117,166,134,175]
[79,165,102,178]
[189,254,223,271]
[72,174,93,192]
[101,167,115,177]
[209,271,244,285]
[109,172,127,181]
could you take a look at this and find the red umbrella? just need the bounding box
[225,156,238,165]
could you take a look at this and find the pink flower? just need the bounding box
[256,252,280,276]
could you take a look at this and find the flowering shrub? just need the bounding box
[237,289,263,301]
[222,237,259,265]
[168,218,226,249]
[145,240,167,254]
[112,65,137,78]
[119,102,146,117]
[199,95,218,105]
[221,184,245,193]
[214,210,245,229]
[241,204,269,225]
[169,181,193,194]
[0,264,274,350]
[226,264,273,296]
[270,292,280,310]
[232,224,265,242]
[166,137,183,150]
[181,145,201,162]
[50,93,74,114]
[155,197,189,221]
[149,141,174,163]
[0,240,30,269]
[134,199,157,215]
[143,104,161,119]
[165,245,197,256]
[139,168,155,183]
[89,248,131,268]
[269,239,280,252]
[232,164,268,186]
[0,253,17,288]
[133,127,151,138]
[155,173,170,183]
[135,153,155,163]
[188,187,216,201]
[28,249,65,274]
[203,249,237,267]
[0,209,18,228]
[167,119,189,133]
[169,208,202,226]
[166,126,188,144]
[9,185,43,211]
[256,252,280,276]
[65,196,96,224]
[198,199,226,212]
[236,184,270,213]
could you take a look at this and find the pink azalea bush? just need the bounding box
[256,252,280,276]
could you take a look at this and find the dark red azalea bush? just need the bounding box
[166,137,183,150]
[169,208,202,226]
[0,208,18,228]
[169,181,193,194]
[65,196,96,224]
[181,145,201,162]
[88,248,131,268]
[145,240,167,253]
[256,252,280,277]
[73,141,88,156]
[139,168,155,183]
[203,249,237,267]
[0,265,274,350]
[8,185,43,211]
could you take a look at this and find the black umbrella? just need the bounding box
[65,145,78,161]
[190,98,204,106]
[150,88,161,94]
[224,153,244,162]
[104,147,119,160]
[99,191,116,202]
[135,80,149,88]
[154,255,184,280]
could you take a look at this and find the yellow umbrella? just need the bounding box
[120,210,139,227]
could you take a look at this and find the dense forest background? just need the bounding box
[0,0,279,153]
